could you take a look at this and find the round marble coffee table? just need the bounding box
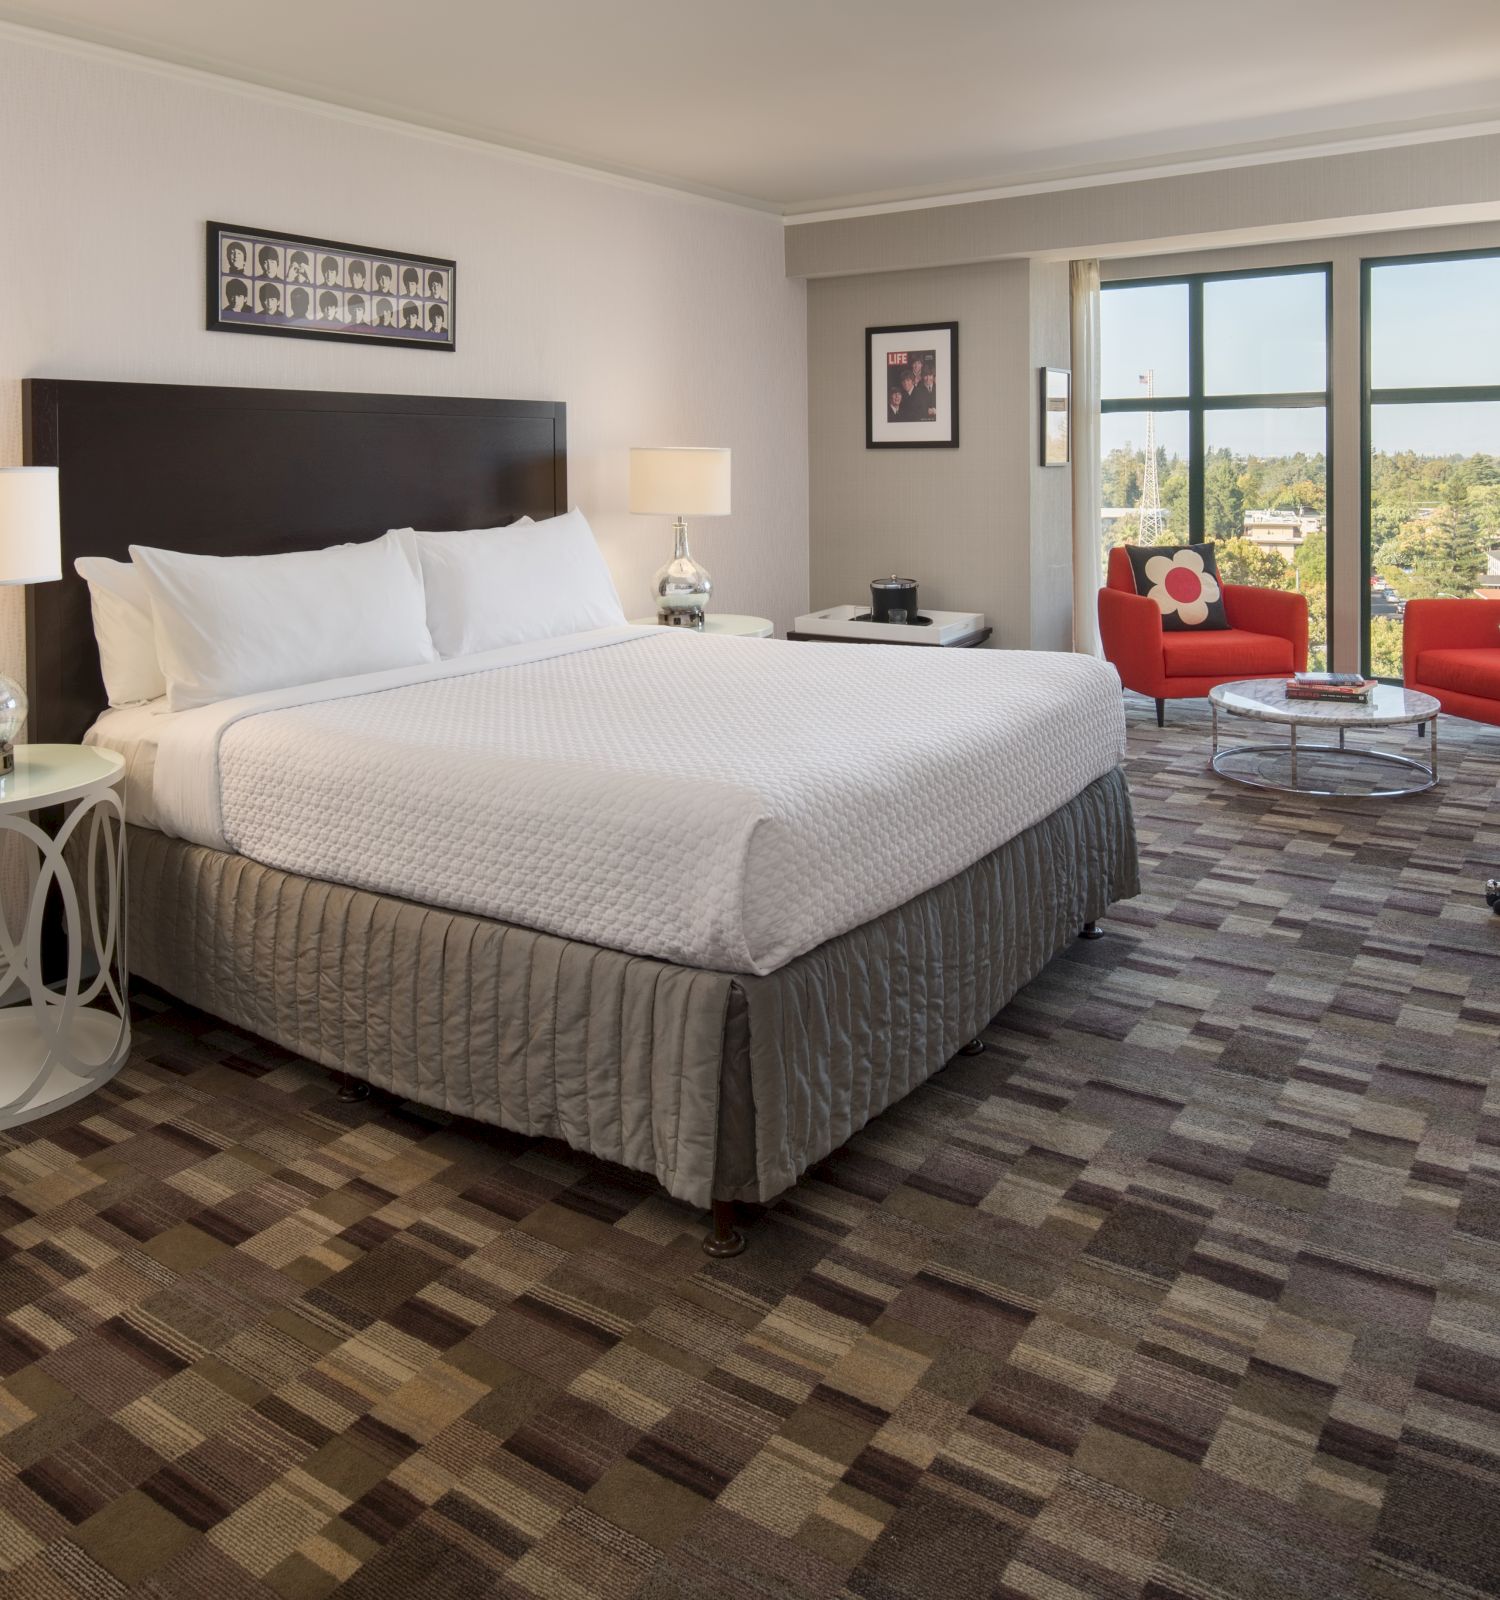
[1208,679,1441,797]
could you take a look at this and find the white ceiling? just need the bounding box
[5,0,1500,213]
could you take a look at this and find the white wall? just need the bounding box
[0,24,809,688]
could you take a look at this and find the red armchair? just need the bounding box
[1403,599,1500,727]
[1099,546,1309,725]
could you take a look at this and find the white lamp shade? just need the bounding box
[629,447,731,517]
[0,467,61,585]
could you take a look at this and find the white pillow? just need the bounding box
[392,509,625,659]
[74,556,168,707]
[130,531,437,711]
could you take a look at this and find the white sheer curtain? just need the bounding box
[1070,260,1103,656]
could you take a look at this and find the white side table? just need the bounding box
[630,614,774,638]
[0,745,129,1128]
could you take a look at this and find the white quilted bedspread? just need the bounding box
[139,628,1125,975]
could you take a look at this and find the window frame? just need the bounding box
[1102,262,1334,655]
[1360,245,1500,678]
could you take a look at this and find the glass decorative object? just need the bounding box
[653,524,713,628]
[0,674,25,776]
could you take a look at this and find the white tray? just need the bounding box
[794,604,987,645]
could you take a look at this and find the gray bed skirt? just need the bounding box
[125,766,1138,1210]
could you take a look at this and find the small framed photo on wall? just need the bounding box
[207,222,456,352]
[1040,366,1071,466]
[867,322,958,447]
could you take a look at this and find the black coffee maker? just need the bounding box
[869,575,920,625]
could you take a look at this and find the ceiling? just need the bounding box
[5,0,1500,213]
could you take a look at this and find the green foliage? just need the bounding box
[1162,468,1189,541]
[1273,479,1324,516]
[1302,583,1327,669]
[1295,534,1326,587]
[1215,537,1295,590]
[1101,447,1142,510]
[1203,453,1245,542]
[1410,484,1488,597]
[1369,616,1405,682]
[1369,502,1411,546]
[1375,524,1435,573]
[1099,439,1498,677]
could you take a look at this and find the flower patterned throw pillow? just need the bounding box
[1123,544,1228,632]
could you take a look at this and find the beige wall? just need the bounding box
[785,132,1500,279]
[0,26,810,673]
[807,260,1073,650]
[809,262,1026,646]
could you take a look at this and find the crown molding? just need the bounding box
[782,116,1500,226]
[6,13,1497,228]
[0,16,783,216]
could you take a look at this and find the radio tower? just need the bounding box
[1136,370,1165,542]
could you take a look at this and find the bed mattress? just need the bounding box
[88,626,1125,975]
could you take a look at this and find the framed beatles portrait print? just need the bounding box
[1040,366,1071,466]
[867,322,958,448]
[207,222,456,352]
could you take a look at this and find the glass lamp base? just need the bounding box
[653,520,711,631]
[0,669,25,774]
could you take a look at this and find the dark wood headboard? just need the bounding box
[22,379,568,744]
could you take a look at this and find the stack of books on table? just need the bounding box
[1284,672,1374,704]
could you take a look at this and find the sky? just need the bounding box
[1101,407,1329,462]
[1102,258,1500,457]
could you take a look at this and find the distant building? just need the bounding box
[1483,541,1500,595]
[1239,510,1320,564]
[1101,505,1327,553]
[1100,507,1137,536]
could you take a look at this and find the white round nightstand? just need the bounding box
[0,744,130,1128]
[630,614,774,638]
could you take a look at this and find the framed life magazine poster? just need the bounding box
[207,222,456,352]
[866,322,958,447]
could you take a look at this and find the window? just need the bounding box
[1102,267,1332,667]
[1363,251,1500,680]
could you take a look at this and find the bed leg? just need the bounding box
[1080,920,1105,940]
[333,1071,370,1103]
[958,1037,987,1056]
[703,1199,746,1259]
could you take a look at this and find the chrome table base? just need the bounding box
[1210,702,1438,798]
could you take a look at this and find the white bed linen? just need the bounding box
[86,697,172,831]
[89,627,1126,976]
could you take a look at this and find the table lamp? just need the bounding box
[628,447,731,627]
[0,467,61,775]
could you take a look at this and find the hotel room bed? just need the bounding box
[85,623,1136,1210]
[26,376,1139,1246]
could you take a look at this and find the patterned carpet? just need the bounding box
[2,696,1498,1600]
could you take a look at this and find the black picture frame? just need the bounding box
[866,322,959,448]
[1040,366,1071,466]
[206,221,456,352]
